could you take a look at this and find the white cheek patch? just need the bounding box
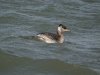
[58,27,62,32]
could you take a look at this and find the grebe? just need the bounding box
[36,24,70,43]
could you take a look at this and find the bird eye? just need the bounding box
[62,26,67,29]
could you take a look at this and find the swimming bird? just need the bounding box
[36,24,70,43]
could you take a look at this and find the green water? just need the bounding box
[0,0,100,75]
[0,51,98,75]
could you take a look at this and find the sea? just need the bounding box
[0,0,100,75]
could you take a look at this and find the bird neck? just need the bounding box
[57,30,64,43]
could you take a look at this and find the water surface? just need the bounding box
[0,0,100,75]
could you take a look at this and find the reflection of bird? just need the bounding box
[36,24,70,43]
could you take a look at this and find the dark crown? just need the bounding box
[59,24,67,29]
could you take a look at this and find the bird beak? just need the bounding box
[65,29,70,31]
